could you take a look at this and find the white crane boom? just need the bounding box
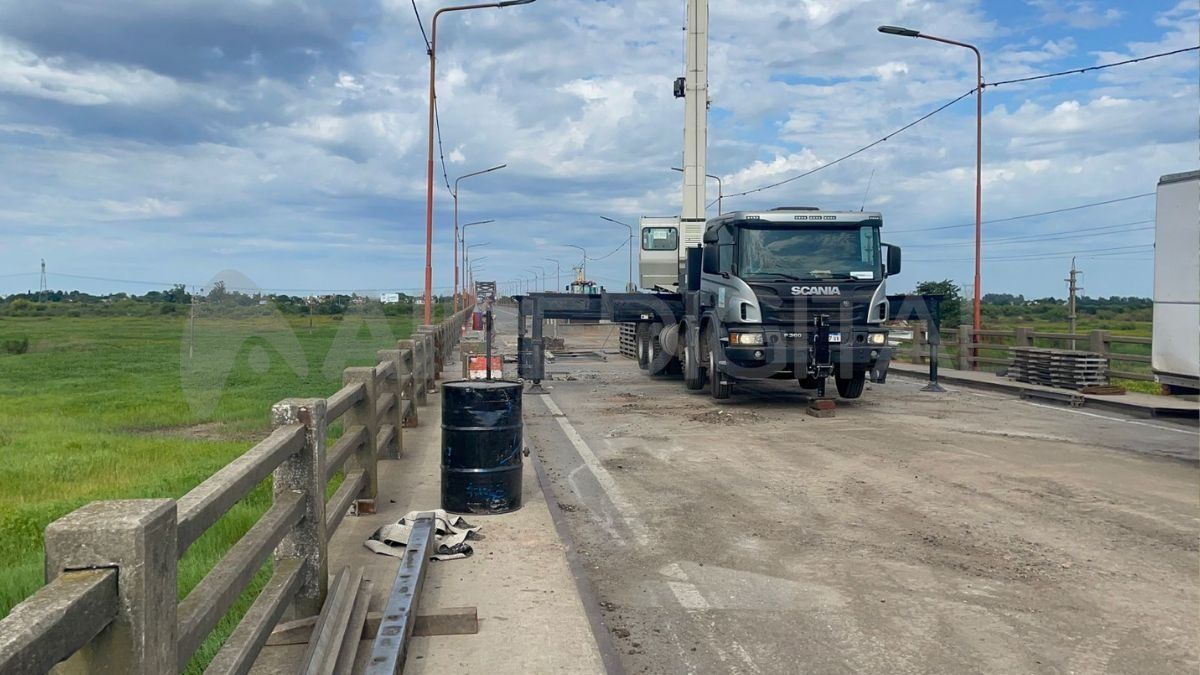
[680,0,708,250]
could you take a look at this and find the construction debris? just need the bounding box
[1008,347,1108,390]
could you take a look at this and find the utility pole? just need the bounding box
[39,259,47,303]
[1066,257,1082,350]
[189,285,195,360]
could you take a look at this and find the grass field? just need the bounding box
[0,305,441,671]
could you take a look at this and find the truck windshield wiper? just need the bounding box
[750,273,802,281]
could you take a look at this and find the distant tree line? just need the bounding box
[0,284,444,318]
[912,280,1152,325]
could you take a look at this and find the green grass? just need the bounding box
[0,306,442,671]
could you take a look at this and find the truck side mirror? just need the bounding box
[884,243,902,277]
[702,229,719,244]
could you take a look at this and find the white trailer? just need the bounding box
[1152,170,1200,394]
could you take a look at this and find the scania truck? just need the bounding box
[514,0,917,401]
[632,207,901,399]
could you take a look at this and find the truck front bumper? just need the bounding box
[720,327,891,379]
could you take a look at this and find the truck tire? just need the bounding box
[647,330,671,376]
[707,330,732,399]
[835,372,866,399]
[683,326,704,390]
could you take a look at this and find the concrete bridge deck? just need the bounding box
[501,308,1199,674]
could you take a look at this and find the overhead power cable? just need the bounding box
[908,243,1151,263]
[903,219,1154,247]
[723,88,977,199]
[889,193,1154,234]
[984,45,1200,88]
[434,105,453,196]
[410,0,432,51]
[722,46,1197,202]
[586,239,629,262]
[407,0,453,197]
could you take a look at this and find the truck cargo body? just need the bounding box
[1152,170,1200,393]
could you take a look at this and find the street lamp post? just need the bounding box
[542,258,561,292]
[543,257,561,336]
[599,216,635,291]
[461,219,494,304]
[464,241,491,304]
[672,167,723,215]
[468,257,488,296]
[423,0,537,325]
[878,24,983,355]
[453,164,506,311]
[564,244,587,284]
[528,265,545,292]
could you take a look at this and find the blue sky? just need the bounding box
[0,0,1195,299]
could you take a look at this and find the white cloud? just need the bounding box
[0,38,181,106]
[100,198,185,219]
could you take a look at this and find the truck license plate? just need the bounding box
[828,333,842,343]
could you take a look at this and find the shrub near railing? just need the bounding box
[0,310,470,674]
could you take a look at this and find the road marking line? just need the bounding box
[729,640,763,673]
[666,581,710,610]
[539,395,651,545]
[659,562,688,580]
[565,465,626,546]
[1024,401,1199,436]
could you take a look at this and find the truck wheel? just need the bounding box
[647,331,671,376]
[636,324,650,370]
[835,372,866,399]
[683,327,704,390]
[708,331,732,399]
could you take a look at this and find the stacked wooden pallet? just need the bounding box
[1009,347,1108,389]
[619,323,638,359]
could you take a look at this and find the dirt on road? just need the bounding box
[515,318,1200,675]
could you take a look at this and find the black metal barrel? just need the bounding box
[441,380,523,514]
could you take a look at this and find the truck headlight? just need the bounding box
[729,332,764,345]
[868,332,887,345]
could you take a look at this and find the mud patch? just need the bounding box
[687,409,764,425]
[135,422,263,442]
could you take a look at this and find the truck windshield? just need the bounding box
[739,226,880,280]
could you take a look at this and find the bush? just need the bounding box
[160,303,178,314]
[2,337,29,355]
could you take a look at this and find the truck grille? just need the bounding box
[755,295,866,328]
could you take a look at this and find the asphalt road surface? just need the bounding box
[496,306,1199,674]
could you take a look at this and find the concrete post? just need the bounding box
[399,339,428,406]
[44,499,177,674]
[417,325,440,377]
[1089,330,1110,356]
[1014,326,1034,348]
[395,342,419,425]
[376,350,405,457]
[911,321,926,365]
[341,367,379,502]
[418,334,436,392]
[957,325,972,370]
[270,398,328,619]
